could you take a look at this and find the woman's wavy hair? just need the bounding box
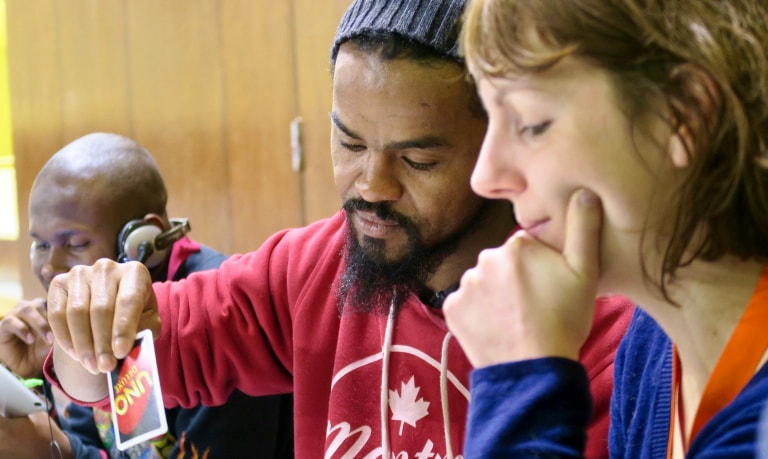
[462,0,768,298]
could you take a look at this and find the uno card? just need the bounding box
[107,329,168,451]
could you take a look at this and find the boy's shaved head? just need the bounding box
[31,132,168,225]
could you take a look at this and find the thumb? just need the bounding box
[562,188,602,281]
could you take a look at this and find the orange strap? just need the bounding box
[667,349,681,457]
[667,265,768,456]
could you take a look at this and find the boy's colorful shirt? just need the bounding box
[92,407,169,459]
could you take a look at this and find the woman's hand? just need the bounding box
[444,189,603,367]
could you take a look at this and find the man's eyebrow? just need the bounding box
[330,112,361,140]
[389,136,446,150]
[29,229,78,240]
[330,111,447,150]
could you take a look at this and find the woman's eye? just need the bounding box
[403,157,436,171]
[520,120,552,137]
[340,141,365,152]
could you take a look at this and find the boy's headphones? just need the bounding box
[117,218,191,269]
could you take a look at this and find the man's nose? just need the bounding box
[356,153,402,203]
[39,248,70,284]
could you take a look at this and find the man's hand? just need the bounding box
[444,189,603,367]
[0,298,52,378]
[46,259,160,395]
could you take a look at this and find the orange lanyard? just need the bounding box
[667,265,768,457]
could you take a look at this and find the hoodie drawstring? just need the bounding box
[440,332,454,459]
[380,298,396,458]
[380,296,456,459]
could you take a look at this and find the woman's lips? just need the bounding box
[519,219,549,238]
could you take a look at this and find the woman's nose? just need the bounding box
[471,126,526,200]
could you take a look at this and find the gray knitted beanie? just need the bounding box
[330,0,466,62]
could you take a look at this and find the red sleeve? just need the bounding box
[154,215,345,408]
[153,235,295,408]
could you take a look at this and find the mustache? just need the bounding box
[342,198,412,228]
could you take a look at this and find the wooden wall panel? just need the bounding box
[291,0,352,224]
[125,0,231,254]
[7,0,351,299]
[220,0,301,253]
[57,1,132,138]
[8,0,66,299]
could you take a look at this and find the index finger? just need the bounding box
[47,272,76,360]
[562,188,603,282]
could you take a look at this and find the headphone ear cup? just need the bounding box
[117,220,169,269]
[117,220,146,263]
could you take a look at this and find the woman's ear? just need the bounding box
[667,127,692,168]
[666,63,722,168]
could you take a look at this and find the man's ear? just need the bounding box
[666,63,722,168]
[142,213,167,230]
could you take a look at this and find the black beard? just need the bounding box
[336,198,466,316]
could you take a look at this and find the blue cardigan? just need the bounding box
[464,307,768,458]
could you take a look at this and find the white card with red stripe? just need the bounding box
[107,329,168,450]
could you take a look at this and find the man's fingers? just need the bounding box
[562,188,602,281]
[46,259,152,374]
[90,262,121,372]
[21,300,52,343]
[46,274,76,360]
[111,262,154,359]
[66,266,98,374]
[0,299,50,345]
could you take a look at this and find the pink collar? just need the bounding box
[167,236,201,280]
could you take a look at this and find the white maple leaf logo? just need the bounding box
[389,376,430,435]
